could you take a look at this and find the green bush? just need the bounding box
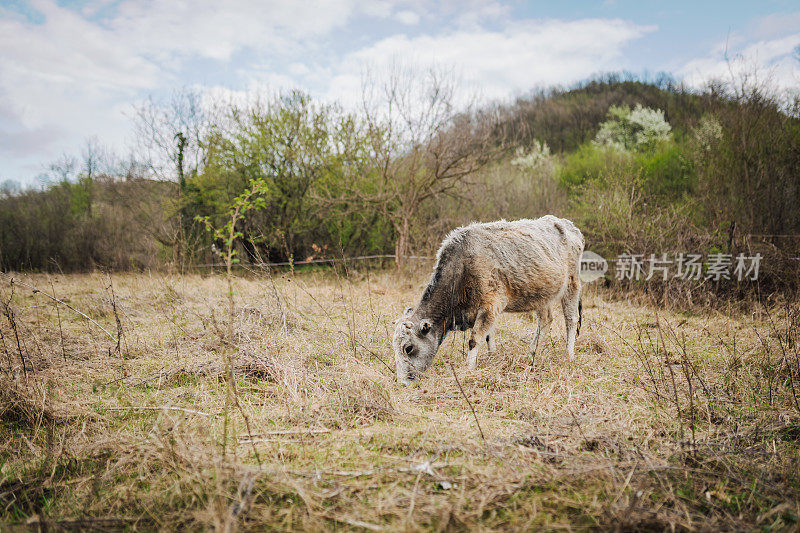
[182,91,395,263]
[556,143,632,190]
[634,141,694,200]
[557,139,694,203]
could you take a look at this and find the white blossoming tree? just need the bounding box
[511,139,554,174]
[594,104,672,151]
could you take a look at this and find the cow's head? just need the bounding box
[392,306,440,385]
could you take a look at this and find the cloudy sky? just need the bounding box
[1,0,799,185]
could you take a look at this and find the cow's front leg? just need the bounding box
[486,328,497,353]
[467,308,497,370]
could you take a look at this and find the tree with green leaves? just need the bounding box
[188,90,389,265]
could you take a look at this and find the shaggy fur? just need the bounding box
[393,216,584,384]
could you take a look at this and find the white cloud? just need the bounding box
[0,1,160,124]
[395,10,420,25]
[451,0,511,29]
[325,18,656,105]
[0,0,374,181]
[0,0,163,177]
[109,0,358,62]
[288,62,312,77]
[679,21,800,94]
[751,12,800,41]
[361,1,394,19]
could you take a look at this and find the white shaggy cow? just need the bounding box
[392,216,584,385]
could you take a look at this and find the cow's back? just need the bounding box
[451,217,583,313]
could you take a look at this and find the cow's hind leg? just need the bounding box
[531,306,553,357]
[561,273,581,360]
[467,308,498,370]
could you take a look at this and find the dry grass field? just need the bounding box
[1,267,799,531]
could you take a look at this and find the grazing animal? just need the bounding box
[392,216,584,385]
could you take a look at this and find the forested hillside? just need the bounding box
[2,74,798,300]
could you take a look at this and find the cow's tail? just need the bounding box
[577,298,582,337]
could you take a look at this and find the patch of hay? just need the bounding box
[304,376,395,429]
[232,350,278,381]
[0,378,89,425]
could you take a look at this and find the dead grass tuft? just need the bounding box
[326,376,395,428]
[294,373,395,429]
[0,379,57,426]
[231,349,278,382]
[0,378,92,426]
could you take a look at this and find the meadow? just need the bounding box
[1,267,798,531]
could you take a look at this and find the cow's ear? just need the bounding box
[395,307,414,325]
[419,320,432,335]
